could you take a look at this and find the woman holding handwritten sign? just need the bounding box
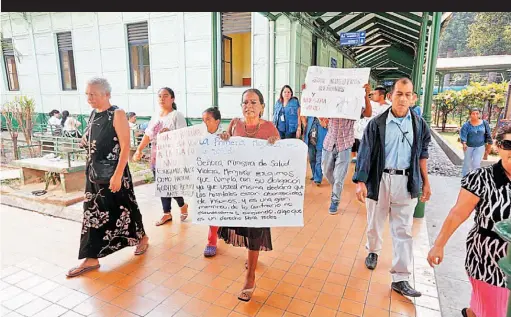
[202,107,224,258]
[218,89,280,302]
[132,87,190,225]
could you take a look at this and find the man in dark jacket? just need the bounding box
[352,78,432,297]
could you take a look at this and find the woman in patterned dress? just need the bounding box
[67,78,148,278]
[218,89,280,302]
[427,125,511,317]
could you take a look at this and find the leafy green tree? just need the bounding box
[468,12,511,55]
[439,12,476,57]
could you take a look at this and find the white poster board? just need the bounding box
[155,123,208,197]
[300,66,371,120]
[192,135,307,227]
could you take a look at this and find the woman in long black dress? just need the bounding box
[67,77,149,278]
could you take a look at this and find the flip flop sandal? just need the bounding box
[134,243,149,256]
[180,204,189,222]
[461,308,468,317]
[204,245,217,257]
[155,215,172,226]
[66,264,100,278]
[237,284,256,302]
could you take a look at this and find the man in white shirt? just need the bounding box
[352,87,391,162]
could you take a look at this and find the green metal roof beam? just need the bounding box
[358,49,387,63]
[365,24,421,45]
[377,32,416,50]
[373,17,420,38]
[359,54,390,67]
[359,52,388,65]
[364,55,393,68]
[355,38,390,52]
[372,21,420,41]
[374,12,421,33]
[388,60,412,71]
[323,12,352,26]
[395,12,432,25]
[376,69,411,77]
[360,35,388,45]
[344,17,377,34]
[333,13,368,32]
[357,46,387,60]
[367,24,417,46]
[375,65,412,75]
[387,47,414,68]
[371,59,391,69]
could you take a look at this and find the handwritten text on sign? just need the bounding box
[155,123,208,197]
[193,135,307,227]
[300,66,371,120]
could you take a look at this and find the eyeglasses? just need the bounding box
[498,140,511,150]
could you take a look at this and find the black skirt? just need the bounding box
[217,227,272,251]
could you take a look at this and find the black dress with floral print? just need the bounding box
[79,106,146,259]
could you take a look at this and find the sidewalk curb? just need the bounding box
[0,169,154,223]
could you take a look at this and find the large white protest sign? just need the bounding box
[155,123,208,197]
[193,135,307,227]
[300,67,371,120]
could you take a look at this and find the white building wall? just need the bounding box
[0,12,212,118]
[1,12,357,121]
[217,13,270,120]
[274,15,292,109]
[293,24,312,100]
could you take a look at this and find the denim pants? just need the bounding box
[308,143,323,183]
[321,146,351,204]
[462,145,485,177]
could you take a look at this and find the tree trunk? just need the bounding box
[459,110,463,127]
[442,113,448,132]
[12,133,19,160]
[488,104,493,124]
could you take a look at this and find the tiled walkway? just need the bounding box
[1,165,442,317]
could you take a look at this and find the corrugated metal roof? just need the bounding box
[261,12,453,80]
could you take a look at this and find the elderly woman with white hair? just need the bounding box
[67,77,149,278]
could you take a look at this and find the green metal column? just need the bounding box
[411,55,417,85]
[414,12,441,219]
[422,12,442,127]
[414,12,429,98]
[211,12,219,107]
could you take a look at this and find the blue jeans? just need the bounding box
[462,145,485,177]
[322,146,351,204]
[308,143,323,183]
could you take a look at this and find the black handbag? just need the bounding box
[88,111,117,185]
[308,118,319,146]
